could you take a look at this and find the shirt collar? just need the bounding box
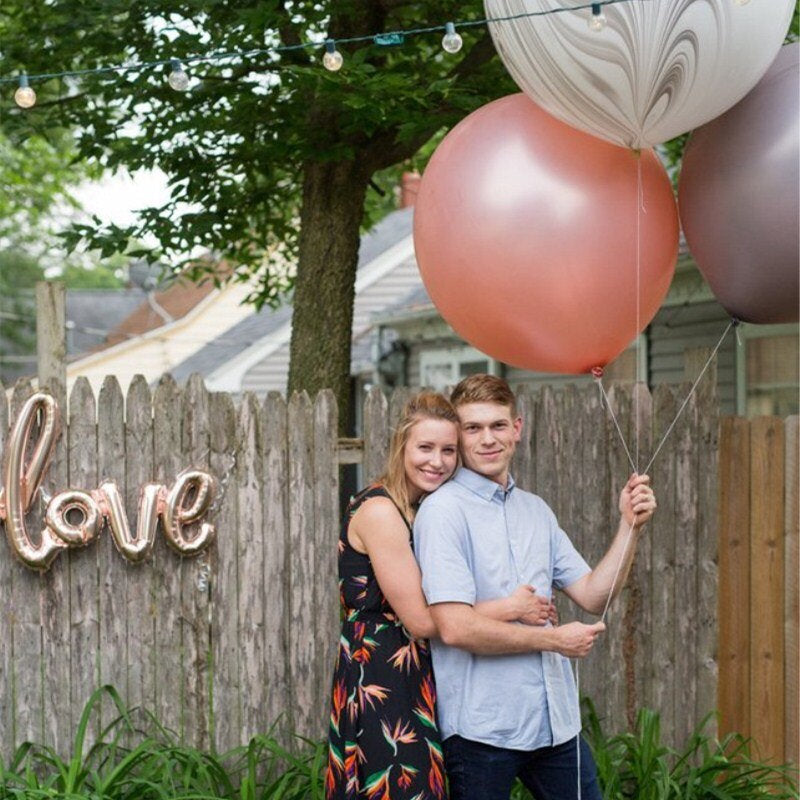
[453,467,516,502]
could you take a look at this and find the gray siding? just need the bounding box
[649,300,736,414]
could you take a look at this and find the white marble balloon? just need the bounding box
[485,0,795,148]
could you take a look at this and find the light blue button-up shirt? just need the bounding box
[414,467,590,751]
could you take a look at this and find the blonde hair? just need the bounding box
[450,373,517,417]
[379,391,459,522]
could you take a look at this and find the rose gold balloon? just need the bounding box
[45,490,101,547]
[1,392,67,570]
[95,480,160,563]
[413,94,679,374]
[163,469,217,555]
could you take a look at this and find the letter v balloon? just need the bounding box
[413,94,679,374]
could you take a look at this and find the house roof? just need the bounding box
[66,289,147,356]
[103,276,216,348]
[170,206,415,383]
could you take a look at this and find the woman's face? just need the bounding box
[403,417,459,503]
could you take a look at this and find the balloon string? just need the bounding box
[595,319,733,478]
[642,320,733,474]
[600,516,638,625]
[635,154,643,472]
[594,377,637,474]
[576,658,581,800]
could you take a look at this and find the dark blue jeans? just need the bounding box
[443,734,602,800]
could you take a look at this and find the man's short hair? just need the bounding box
[450,374,517,417]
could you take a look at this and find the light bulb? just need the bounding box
[588,4,607,31]
[323,40,343,71]
[442,22,463,54]
[733,0,751,5]
[168,60,190,91]
[14,74,36,108]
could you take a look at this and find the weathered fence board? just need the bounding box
[648,384,677,737]
[96,376,127,732]
[314,391,339,728]
[67,377,99,743]
[126,377,156,732]
[209,391,240,753]
[181,375,211,748]
[288,392,316,739]
[262,392,289,739]
[363,386,388,485]
[673,385,698,747]
[629,383,653,729]
[152,375,183,738]
[604,384,632,737]
[237,392,267,742]
[694,367,719,731]
[10,380,43,748]
[1,377,795,765]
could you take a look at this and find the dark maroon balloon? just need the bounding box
[679,44,799,324]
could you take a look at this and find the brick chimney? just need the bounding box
[400,171,421,208]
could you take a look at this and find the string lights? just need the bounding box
[5,0,748,109]
[322,40,344,72]
[588,4,608,32]
[167,60,190,91]
[14,73,36,108]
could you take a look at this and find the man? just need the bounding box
[414,374,656,800]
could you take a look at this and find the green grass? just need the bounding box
[2,689,796,799]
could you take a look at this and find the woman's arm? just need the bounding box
[350,497,438,639]
[351,498,555,637]
[475,586,557,625]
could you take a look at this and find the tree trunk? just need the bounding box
[288,159,370,427]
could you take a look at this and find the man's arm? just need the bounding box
[430,602,604,658]
[563,474,656,615]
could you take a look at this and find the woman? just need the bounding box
[326,392,556,799]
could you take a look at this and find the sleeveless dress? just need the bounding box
[325,485,446,800]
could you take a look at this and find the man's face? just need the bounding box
[455,402,522,486]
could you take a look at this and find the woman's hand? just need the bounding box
[507,584,557,626]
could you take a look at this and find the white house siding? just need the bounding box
[240,345,291,395]
[240,252,423,396]
[66,281,257,396]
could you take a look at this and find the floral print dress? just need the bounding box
[326,485,446,800]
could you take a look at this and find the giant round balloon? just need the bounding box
[413,94,679,375]
[679,44,799,324]
[484,0,795,148]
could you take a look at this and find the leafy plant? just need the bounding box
[0,685,327,800]
[3,689,796,799]
[580,699,797,800]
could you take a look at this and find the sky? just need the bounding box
[72,168,171,229]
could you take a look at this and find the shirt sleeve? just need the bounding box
[547,504,591,590]
[413,495,477,606]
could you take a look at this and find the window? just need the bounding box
[737,324,799,416]
[419,347,497,392]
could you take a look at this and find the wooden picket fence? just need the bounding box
[718,415,799,766]
[0,372,797,768]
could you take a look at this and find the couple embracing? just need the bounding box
[326,374,656,800]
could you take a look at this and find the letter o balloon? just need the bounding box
[413,94,679,375]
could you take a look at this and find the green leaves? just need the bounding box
[0,686,329,800]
